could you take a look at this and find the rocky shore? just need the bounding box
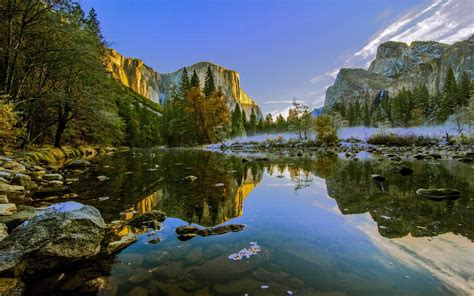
[0,201,166,295]
[222,140,474,163]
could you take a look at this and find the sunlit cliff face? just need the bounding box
[106,49,262,119]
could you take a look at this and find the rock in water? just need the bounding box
[371,174,386,182]
[416,189,461,201]
[126,210,166,229]
[106,233,138,255]
[398,166,414,176]
[0,204,17,216]
[0,201,105,277]
[184,175,197,182]
[65,159,90,168]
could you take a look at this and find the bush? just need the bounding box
[0,98,23,148]
[314,114,339,145]
[367,133,437,146]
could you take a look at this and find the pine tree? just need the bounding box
[347,103,354,126]
[179,68,190,97]
[354,101,361,126]
[190,69,200,89]
[441,68,457,120]
[85,8,103,42]
[276,114,286,131]
[231,104,245,137]
[363,102,370,126]
[242,110,248,130]
[340,104,346,118]
[249,109,257,136]
[458,71,471,107]
[203,66,216,97]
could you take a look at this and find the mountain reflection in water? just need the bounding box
[27,149,473,295]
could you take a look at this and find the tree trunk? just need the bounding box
[54,102,70,148]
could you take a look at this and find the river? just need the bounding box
[26,148,474,295]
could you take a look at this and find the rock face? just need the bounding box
[325,37,474,111]
[107,49,262,119]
[0,202,105,277]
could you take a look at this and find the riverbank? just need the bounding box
[0,146,129,231]
[214,134,474,163]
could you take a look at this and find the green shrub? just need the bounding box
[314,114,339,145]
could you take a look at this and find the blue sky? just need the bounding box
[81,0,473,115]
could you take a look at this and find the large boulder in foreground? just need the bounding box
[0,202,105,277]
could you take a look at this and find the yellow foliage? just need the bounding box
[0,99,23,148]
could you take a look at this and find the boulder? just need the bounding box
[175,225,199,235]
[42,173,63,181]
[12,174,36,190]
[197,224,245,236]
[184,175,197,182]
[106,233,138,255]
[126,210,166,229]
[398,166,414,176]
[0,223,8,241]
[371,174,386,182]
[65,160,90,168]
[416,188,461,201]
[175,224,246,240]
[0,201,105,277]
[0,171,12,180]
[96,175,110,182]
[0,195,8,203]
[0,183,25,197]
[2,162,26,174]
[0,206,39,230]
[0,204,17,216]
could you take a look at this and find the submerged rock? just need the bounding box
[416,189,461,201]
[106,233,138,255]
[398,166,414,176]
[184,175,197,182]
[0,201,105,277]
[42,173,63,181]
[175,225,199,235]
[198,224,245,236]
[65,160,90,168]
[96,175,110,182]
[175,224,246,240]
[126,210,166,229]
[371,174,386,182]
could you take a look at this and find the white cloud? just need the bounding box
[309,0,474,108]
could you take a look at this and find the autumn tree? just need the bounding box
[314,114,338,145]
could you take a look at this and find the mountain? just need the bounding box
[107,49,262,119]
[324,36,474,111]
[310,106,324,117]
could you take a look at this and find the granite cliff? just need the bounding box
[325,36,474,111]
[107,50,262,119]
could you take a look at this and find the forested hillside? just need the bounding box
[0,0,162,148]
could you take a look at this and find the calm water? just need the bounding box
[27,149,474,295]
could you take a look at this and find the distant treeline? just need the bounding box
[0,0,161,149]
[256,69,473,139]
[331,69,473,127]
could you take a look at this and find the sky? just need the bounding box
[80,0,474,116]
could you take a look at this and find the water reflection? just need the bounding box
[27,149,473,295]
